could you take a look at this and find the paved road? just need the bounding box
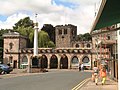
[0,70,92,90]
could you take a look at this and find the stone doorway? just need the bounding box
[50,55,58,69]
[60,54,68,69]
[13,60,17,68]
[40,55,48,68]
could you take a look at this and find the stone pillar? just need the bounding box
[68,56,71,69]
[27,55,31,73]
[58,55,60,69]
[34,24,38,56]
[47,56,50,69]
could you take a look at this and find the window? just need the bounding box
[64,29,67,34]
[82,56,89,63]
[87,44,90,48]
[94,61,97,67]
[9,56,13,64]
[71,56,79,64]
[22,56,28,64]
[107,36,110,40]
[59,29,62,35]
[9,42,14,50]
[75,44,79,48]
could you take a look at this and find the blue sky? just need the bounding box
[0,0,101,34]
[52,0,79,9]
[0,15,8,21]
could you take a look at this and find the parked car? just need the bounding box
[0,67,3,74]
[0,64,13,74]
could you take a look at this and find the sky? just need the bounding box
[0,0,101,34]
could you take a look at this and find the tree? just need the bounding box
[0,29,9,63]
[77,33,92,41]
[47,41,55,48]
[13,17,34,30]
[13,17,34,48]
[38,31,55,48]
[82,33,92,41]
[41,24,55,44]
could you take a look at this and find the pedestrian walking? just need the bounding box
[92,67,99,85]
[99,66,107,85]
[79,64,81,71]
[81,63,84,71]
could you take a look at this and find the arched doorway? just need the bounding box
[60,54,68,69]
[50,55,58,69]
[71,56,79,69]
[21,56,28,69]
[40,55,48,69]
[82,56,90,70]
[32,56,39,68]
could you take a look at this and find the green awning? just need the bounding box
[91,0,120,31]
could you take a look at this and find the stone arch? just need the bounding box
[60,54,68,69]
[50,55,58,69]
[86,43,91,48]
[81,56,90,70]
[71,56,79,69]
[32,56,39,68]
[40,55,48,68]
[21,55,28,69]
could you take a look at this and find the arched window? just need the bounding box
[75,44,79,48]
[71,56,79,64]
[22,56,28,64]
[59,29,62,35]
[9,42,14,50]
[87,43,90,48]
[64,29,67,34]
[82,56,89,63]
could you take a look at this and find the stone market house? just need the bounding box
[3,24,93,70]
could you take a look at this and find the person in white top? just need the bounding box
[81,63,84,71]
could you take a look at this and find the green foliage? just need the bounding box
[38,31,49,48]
[41,24,55,43]
[48,41,55,48]
[82,33,92,41]
[77,33,92,41]
[13,17,34,48]
[38,31,55,48]
[13,17,34,30]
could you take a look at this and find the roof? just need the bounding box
[91,0,120,32]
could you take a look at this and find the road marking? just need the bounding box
[72,78,90,90]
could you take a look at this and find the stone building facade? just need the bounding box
[55,24,77,48]
[91,25,118,80]
[3,24,93,70]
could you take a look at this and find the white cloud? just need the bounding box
[0,0,101,34]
